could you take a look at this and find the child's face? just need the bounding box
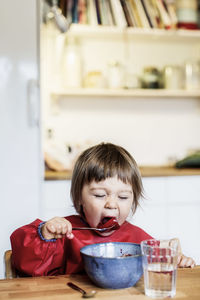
[81,175,133,236]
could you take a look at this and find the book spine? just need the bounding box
[98,0,109,25]
[65,0,73,23]
[102,0,115,26]
[95,0,102,24]
[72,0,79,23]
[87,0,98,25]
[144,0,159,28]
[78,0,87,24]
[109,0,128,27]
[125,0,137,27]
[108,0,117,25]
[59,0,66,16]
[151,0,164,28]
[164,0,177,28]
[155,0,172,29]
[137,0,151,28]
[129,0,143,27]
[120,0,134,27]
[140,0,154,28]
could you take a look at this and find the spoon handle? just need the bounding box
[72,227,102,231]
[72,226,114,232]
[67,282,85,295]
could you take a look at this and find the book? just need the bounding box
[142,0,159,28]
[144,0,161,28]
[140,0,154,27]
[164,0,177,28]
[98,0,111,25]
[95,0,102,24]
[78,0,88,24]
[109,0,128,27]
[108,0,117,26]
[151,0,164,28]
[102,0,115,26]
[59,0,66,17]
[125,0,138,27]
[155,0,172,29]
[71,0,79,23]
[129,0,143,27]
[87,0,98,25]
[65,0,73,23]
[135,0,151,28]
[120,0,134,27]
[130,0,150,28]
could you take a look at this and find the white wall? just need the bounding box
[133,176,200,263]
[44,96,200,166]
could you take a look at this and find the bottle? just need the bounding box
[63,36,82,88]
[184,60,200,90]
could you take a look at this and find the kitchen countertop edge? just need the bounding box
[45,166,200,180]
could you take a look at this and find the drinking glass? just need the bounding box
[141,239,179,299]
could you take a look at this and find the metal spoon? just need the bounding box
[72,225,116,232]
[67,282,97,298]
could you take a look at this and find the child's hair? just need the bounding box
[70,142,143,216]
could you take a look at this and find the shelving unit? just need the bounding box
[41,4,200,267]
[42,23,200,169]
[48,24,200,102]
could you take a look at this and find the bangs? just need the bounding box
[84,152,133,185]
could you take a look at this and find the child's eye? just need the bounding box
[94,194,105,198]
[119,196,128,200]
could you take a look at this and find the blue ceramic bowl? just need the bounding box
[80,242,143,289]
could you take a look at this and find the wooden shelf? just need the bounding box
[51,88,200,99]
[45,166,200,181]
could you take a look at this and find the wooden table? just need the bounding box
[0,266,199,300]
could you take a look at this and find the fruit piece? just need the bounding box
[97,217,120,231]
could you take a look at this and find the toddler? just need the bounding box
[11,143,195,276]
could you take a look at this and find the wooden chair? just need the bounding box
[4,250,17,279]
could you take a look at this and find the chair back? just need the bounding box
[4,250,17,279]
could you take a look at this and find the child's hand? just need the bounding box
[41,217,74,240]
[178,254,196,268]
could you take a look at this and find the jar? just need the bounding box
[176,0,198,29]
[141,67,161,89]
[163,65,183,89]
[83,71,105,88]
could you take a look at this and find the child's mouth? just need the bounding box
[97,217,120,232]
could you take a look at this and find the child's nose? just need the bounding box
[104,196,118,209]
